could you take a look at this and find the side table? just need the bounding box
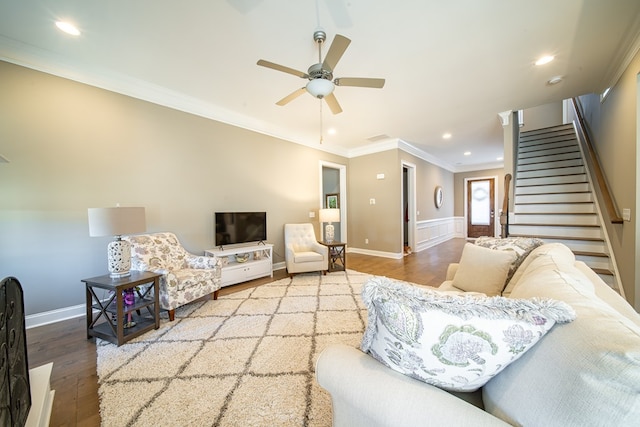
[83,271,161,346]
[319,241,347,272]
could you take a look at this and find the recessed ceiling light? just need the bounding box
[547,76,563,85]
[55,21,81,36]
[497,156,504,161]
[442,133,452,139]
[535,55,554,66]
[464,151,471,156]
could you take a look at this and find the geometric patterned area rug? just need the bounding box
[96,269,373,427]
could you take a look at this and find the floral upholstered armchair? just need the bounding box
[124,232,222,321]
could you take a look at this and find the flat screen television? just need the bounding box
[215,212,267,247]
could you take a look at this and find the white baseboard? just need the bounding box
[346,247,403,259]
[26,304,85,329]
[28,264,290,329]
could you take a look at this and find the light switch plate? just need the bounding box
[623,208,631,221]
[309,211,315,218]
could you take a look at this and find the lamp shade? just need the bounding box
[319,208,340,223]
[88,207,146,237]
[306,79,335,99]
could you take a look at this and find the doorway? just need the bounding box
[320,161,347,242]
[402,161,416,255]
[466,177,496,238]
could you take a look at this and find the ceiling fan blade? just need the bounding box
[324,93,343,114]
[276,87,307,106]
[257,60,309,79]
[334,77,386,88]
[322,34,350,72]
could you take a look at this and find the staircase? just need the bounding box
[508,123,618,290]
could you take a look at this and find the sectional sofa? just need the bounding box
[317,240,640,426]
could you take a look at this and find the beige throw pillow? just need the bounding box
[452,243,517,296]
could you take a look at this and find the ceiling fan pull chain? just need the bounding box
[319,100,324,144]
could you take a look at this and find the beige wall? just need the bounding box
[521,102,563,131]
[0,61,346,315]
[578,48,640,309]
[347,150,401,252]
[400,151,455,221]
[346,150,455,255]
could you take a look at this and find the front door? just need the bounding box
[467,178,495,238]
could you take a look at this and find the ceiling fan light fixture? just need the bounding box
[55,21,81,36]
[306,79,335,99]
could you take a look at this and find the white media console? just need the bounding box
[204,243,273,287]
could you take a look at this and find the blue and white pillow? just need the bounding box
[361,276,575,392]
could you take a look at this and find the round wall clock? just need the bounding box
[434,186,444,208]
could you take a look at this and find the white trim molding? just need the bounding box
[415,217,465,252]
[346,247,403,259]
[26,303,87,329]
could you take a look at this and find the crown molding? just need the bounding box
[0,35,496,172]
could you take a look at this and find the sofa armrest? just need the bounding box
[310,240,329,257]
[446,263,459,281]
[316,344,510,427]
[185,254,220,270]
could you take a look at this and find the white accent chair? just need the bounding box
[284,223,328,277]
[124,232,222,321]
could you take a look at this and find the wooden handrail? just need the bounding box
[571,98,623,224]
[500,173,512,238]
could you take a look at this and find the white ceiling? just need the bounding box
[1,0,639,171]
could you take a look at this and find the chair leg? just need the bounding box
[323,270,327,275]
[168,309,175,321]
[213,289,219,300]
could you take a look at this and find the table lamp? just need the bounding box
[88,206,146,278]
[319,208,340,243]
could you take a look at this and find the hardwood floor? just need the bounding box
[26,238,466,426]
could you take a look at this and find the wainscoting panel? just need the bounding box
[415,217,464,252]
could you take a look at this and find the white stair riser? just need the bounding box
[576,255,611,270]
[518,152,582,165]
[515,192,593,203]
[514,203,596,214]
[538,238,606,253]
[508,225,603,239]
[519,140,578,154]
[518,166,585,179]
[516,182,590,194]
[520,133,576,145]
[518,158,584,171]
[519,146,579,159]
[520,127,575,141]
[517,174,587,186]
[512,214,599,226]
[598,274,615,287]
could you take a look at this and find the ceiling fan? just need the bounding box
[257,29,385,114]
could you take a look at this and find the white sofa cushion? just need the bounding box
[483,243,640,426]
[452,243,517,296]
[360,276,575,392]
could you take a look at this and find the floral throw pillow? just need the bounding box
[361,277,575,392]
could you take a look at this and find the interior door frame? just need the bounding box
[319,160,347,241]
[463,175,499,239]
[401,160,416,253]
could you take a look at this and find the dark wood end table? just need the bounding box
[83,271,161,346]
[319,241,347,272]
